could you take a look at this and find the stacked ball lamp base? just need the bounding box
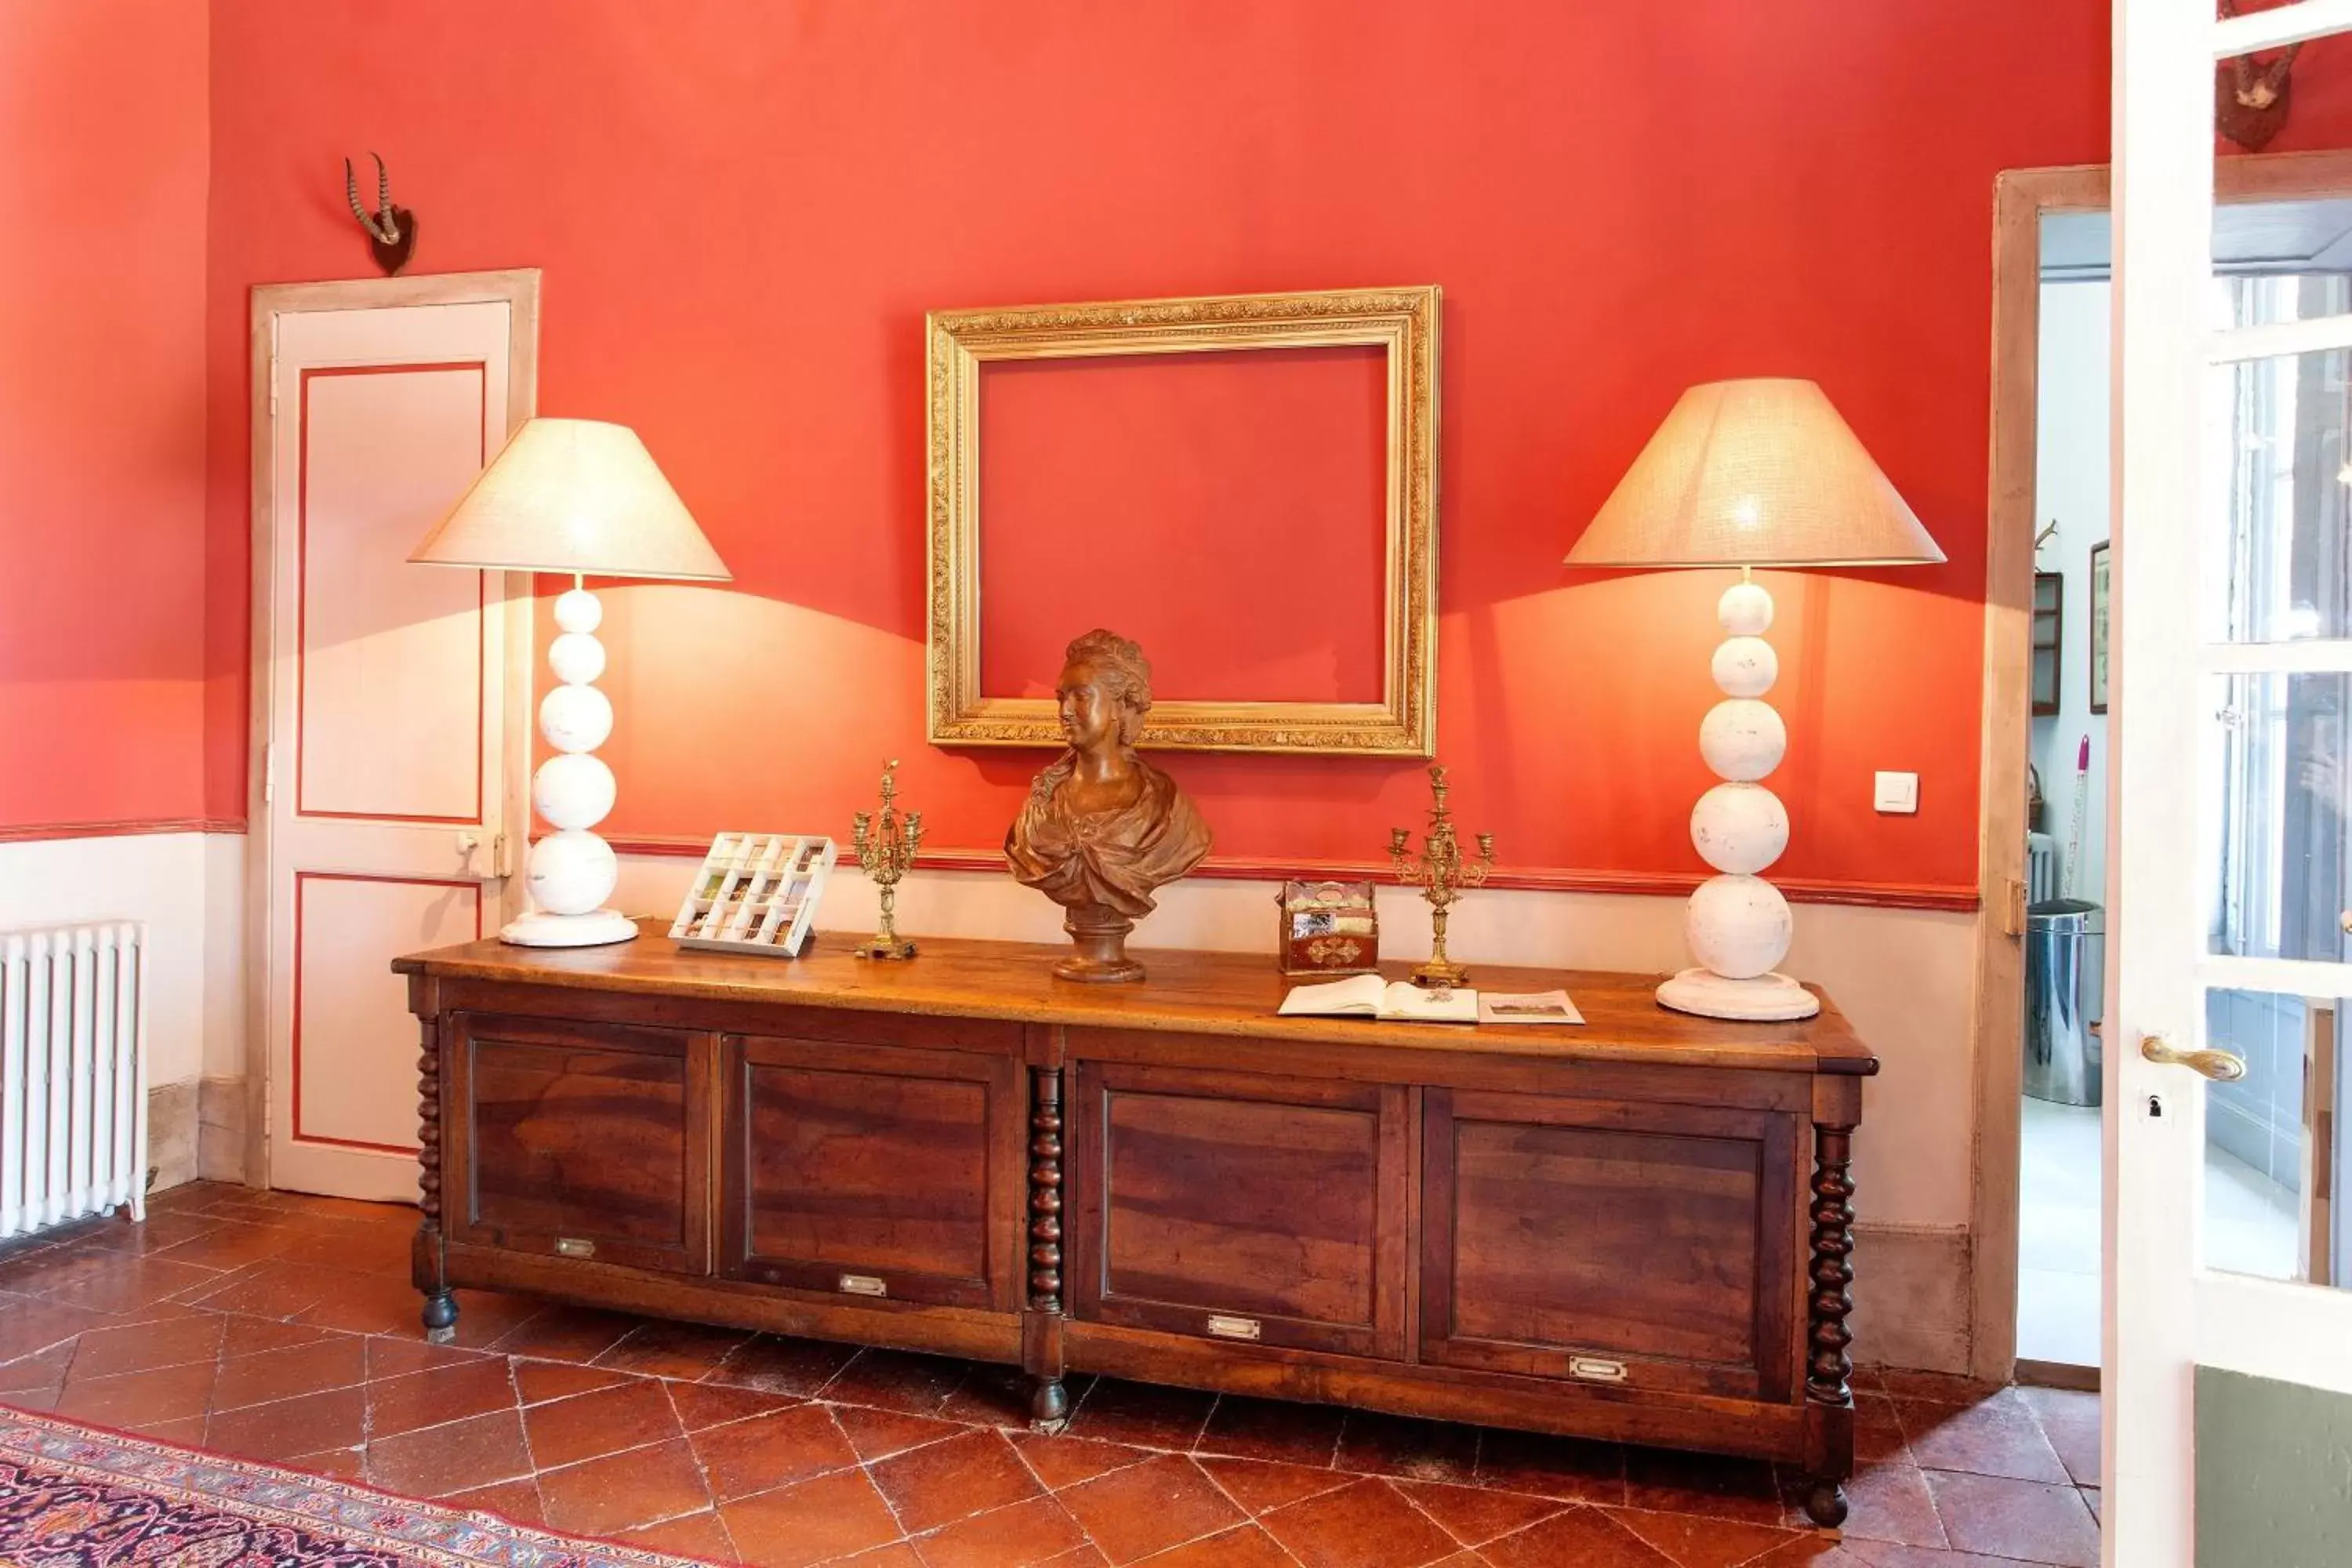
[505,586,634,947]
[1658,576,1819,1022]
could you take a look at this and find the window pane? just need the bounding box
[2204,279,2352,644]
[2205,673,2352,963]
[2198,988,2344,1292]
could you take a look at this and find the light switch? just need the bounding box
[1874,771,1919,814]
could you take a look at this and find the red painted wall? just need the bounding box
[203,2,2127,898]
[2,1,209,833]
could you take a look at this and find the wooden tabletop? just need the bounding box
[394,927,1876,1075]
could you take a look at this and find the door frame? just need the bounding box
[1970,151,2352,1381]
[244,270,541,1190]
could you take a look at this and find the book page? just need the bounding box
[1278,974,1387,1016]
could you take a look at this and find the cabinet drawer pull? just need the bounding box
[840,1273,888,1298]
[1570,1356,1628,1384]
[1206,1314,1261,1341]
[554,1237,595,1259]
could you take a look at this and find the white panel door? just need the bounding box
[259,296,528,1202]
[2109,2,2352,1563]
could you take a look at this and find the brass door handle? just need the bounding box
[2140,1034,2249,1082]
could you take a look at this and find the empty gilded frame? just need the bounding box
[924,285,1440,755]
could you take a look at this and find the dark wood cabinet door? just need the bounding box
[720,1035,1020,1312]
[1071,1060,1406,1359]
[445,1012,711,1275]
[1421,1088,1801,1401]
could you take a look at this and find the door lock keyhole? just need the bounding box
[2148,1094,2163,1118]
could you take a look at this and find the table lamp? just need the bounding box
[409,418,730,946]
[1566,379,1944,1020]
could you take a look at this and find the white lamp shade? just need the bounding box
[409,418,731,581]
[1565,379,1944,569]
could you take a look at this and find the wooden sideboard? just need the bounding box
[393,930,1877,1525]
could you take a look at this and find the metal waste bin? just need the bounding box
[2025,898,2103,1107]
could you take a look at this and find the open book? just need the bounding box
[1278,975,1476,1023]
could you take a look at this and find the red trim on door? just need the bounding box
[289,869,483,1156]
[292,361,491,827]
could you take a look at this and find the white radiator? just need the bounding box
[0,924,147,1239]
[2027,833,2058,906]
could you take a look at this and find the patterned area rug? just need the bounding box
[0,1406,715,1566]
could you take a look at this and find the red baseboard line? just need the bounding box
[0,817,245,844]
[601,833,1980,913]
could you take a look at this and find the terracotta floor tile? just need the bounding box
[1473,1428,1624,1505]
[64,1312,223,1380]
[1395,1480,1568,1548]
[621,1507,739,1562]
[908,1493,1091,1568]
[1922,1470,2099,1568]
[122,1413,209,1446]
[837,1402,973,1461]
[705,1332,861,1396]
[0,1344,74,1396]
[426,1288,548,1350]
[1065,1379,1217,1451]
[1621,1446,1787,1526]
[204,1385,366,1462]
[53,1253,243,1312]
[2013,1386,2098,1425]
[293,1268,441,1338]
[488,1304,645,1364]
[692,1400,861,1501]
[514,1358,634,1406]
[211,1334,368,1411]
[1059,1454,1247,1564]
[2037,1414,2100,1489]
[1334,1412,1482,1486]
[1126,1523,1296,1568]
[443,1477,546,1526]
[1895,1394,2067,1483]
[538,1434,715,1537]
[1035,1548,1112,1568]
[720,1467,907,1568]
[218,1315,337,1359]
[523,1377,685,1468]
[366,1407,533,1498]
[1197,1394,1346,1468]
[282,1445,365,1479]
[1852,1396,1910,1465]
[819,1347,973,1415]
[53,1359,216,1428]
[840,1546,928,1568]
[1197,1455,1352,1515]
[1481,1507,1673,1567]
[2083,1485,2101,1522]
[71,1210,225,1257]
[365,1334,492,1380]
[274,1224,417,1275]
[873,1428,1044,1534]
[148,1221,308,1272]
[1875,1372,2002,1404]
[366,1356,519,1440]
[670,1379,802,1432]
[1009,1432,1154,1490]
[593,1319,753,1380]
[180,1259,344,1319]
[1609,1505,1798,1566]
[0,1298,112,1363]
[1833,1461,1949,1549]
[1260,1477,1463,1568]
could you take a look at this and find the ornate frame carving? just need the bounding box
[925,285,1441,755]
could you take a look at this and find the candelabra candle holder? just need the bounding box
[850,760,923,960]
[1388,764,1494,989]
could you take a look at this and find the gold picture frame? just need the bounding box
[924,285,1440,755]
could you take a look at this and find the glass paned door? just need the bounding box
[2110,5,2352,1564]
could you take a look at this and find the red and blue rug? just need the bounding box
[0,1407,712,1566]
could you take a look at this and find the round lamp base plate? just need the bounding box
[1656,967,1820,1022]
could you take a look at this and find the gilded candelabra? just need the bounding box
[851,760,922,960]
[1388,764,1494,989]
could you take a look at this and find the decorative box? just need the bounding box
[1276,879,1380,976]
[670,833,837,958]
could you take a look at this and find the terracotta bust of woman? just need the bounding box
[1005,630,1211,982]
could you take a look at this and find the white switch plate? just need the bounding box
[1874,771,1919,814]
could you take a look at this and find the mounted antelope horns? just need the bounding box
[344,153,401,244]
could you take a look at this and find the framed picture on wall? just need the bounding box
[2089,540,2110,714]
[2032,572,2063,716]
